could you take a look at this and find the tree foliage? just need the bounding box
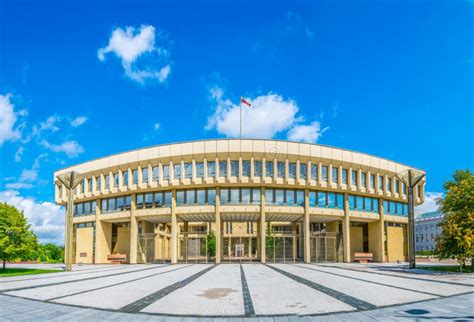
[0,202,39,269]
[436,169,474,270]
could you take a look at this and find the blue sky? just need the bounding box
[0,0,472,244]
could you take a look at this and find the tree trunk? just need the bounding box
[2,259,5,270]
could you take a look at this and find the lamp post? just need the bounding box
[56,171,84,272]
[397,169,425,269]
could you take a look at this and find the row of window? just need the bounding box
[348,195,379,213]
[383,200,409,216]
[73,201,97,216]
[75,190,407,216]
[72,160,409,196]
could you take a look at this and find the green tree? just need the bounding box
[0,203,39,270]
[206,231,216,257]
[37,243,64,263]
[436,169,474,272]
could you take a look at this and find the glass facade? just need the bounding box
[321,166,328,182]
[123,171,128,186]
[361,172,366,188]
[74,200,96,216]
[184,162,192,179]
[265,161,273,177]
[348,195,379,213]
[384,200,408,216]
[342,169,348,184]
[133,169,138,184]
[219,161,227,177]
[142,168,148,183]
[311,164,317,180]
[163,165,170,180]
[105,174,110,189]
[265,188,304,206]
[289,162,296,179]
[231,161,239,177]
[332,167,338,184]
[378,175,383,190]
[242,160,251,177]
[308,191,344,209]
[351,170,357,186]
[387,178,392,192]
[370,174,375,189]
[220,187,261,205]
[207,161,215,177]
[152,166,160,182]
[254,161,262,177]
[174,164,181,180]
[196,162,204,178]
[176,188,216,206]
[101,195,131,213]
[300,163,307,180]
[136,191,171,209]
[277,161,285,178]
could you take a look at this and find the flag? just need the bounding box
[240,96,251,107]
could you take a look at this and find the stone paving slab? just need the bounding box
[53,264,211,310]
[271,264,435,307]
[142,264,244,316]
[295,263,473,296]
[243,264,354,315]
[0,264,158,291]
[6,264,180,301]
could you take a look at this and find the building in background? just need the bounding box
[54,139,426,265]
[415,211,443,253]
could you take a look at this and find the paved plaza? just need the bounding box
[1,263,473,321]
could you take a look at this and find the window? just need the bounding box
[275,189,284,205]
[152,166,160,182]
[309,191,316,207]
[164,191,172,206]
[265,161,273,177]
[351,170,357,186]
[97,176,102,191]
[378,175,383,190]
[142,168,149,183]
[220,188,229,204]
[370,174,375,189]
[265,188,274,205]
[145,193,153,208]
[230,188,240,204]
[289,162,296,179]
[328,193,336,208]
[318,191,326,207]
[219,161,227,177]
[361,172,366,188]
[402,182,406,195]
[196,162,204,178]
[387,178,392,192]
[242,160,251,177]
[311,164,318,180]
[242,188,251,204]
[88,178,92,192]
[207,189,216,205]
[174,164,181,180]
[332,167,338,184]
[252,188,260,204]
[207,161,215,177]
[286,189,295,205]
[163,165,170,180]
[231,161,239,177]
[196,189,205,204]
[342,169,348,184]
[123,171,129,186]
[254,161,262,177]
[133,169,138,184]
[356,196,363,211]
[105,174,110,189]
[321,166,328,182]
[277,161,285,178]
[73,201,96,217]
[81,178,86,193]
[178,162,188,179]
[395,179,400,193]
[114,173,119,187]
[300,163,307,179]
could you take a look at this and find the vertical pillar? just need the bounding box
[256,218,261,259]
[129,194,138,264]
[292,222,297,262]
[304,189,311,263]
[171,189,178,264]
[183,221,188,262]
[260,187,266,263]
[342,193,351,262]
[215,187,221,264]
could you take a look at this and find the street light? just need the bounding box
[397,169,425,269]
[56,171,84,272]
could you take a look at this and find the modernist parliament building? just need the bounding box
[54,139,426,265]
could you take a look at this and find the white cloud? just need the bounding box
[0,94,22,146]
[287,122,328,143]
[0,190,65,245]
[98,24,171,84]
[154,123,161,130]
[305,27,314,39]
[5,183,33,189]
[70,116,87,127]
[20,169,38,182]
[206,87,327,142]
[32,115,60,136]
[14,146,24,162]
[415,191,443,215]
[41,140,84,158]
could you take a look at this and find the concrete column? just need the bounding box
[256,218,261,259]
[292,222,297,262]
[318,161,323,185]
[328,164,333,184]
[260,187,266,263]
[215,187,221,264]
[129,194,138,264]
[171,189,178,264]
[342,193,351,262]
[183,221,188,262]
[304,189,311,263]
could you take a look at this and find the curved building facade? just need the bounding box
[54,139,425,264]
